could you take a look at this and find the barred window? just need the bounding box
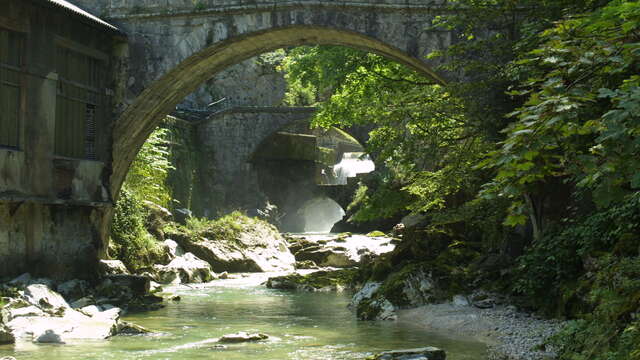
[55,45,104,160]
[0,28,24,149]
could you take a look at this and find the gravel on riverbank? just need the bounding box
[397,303,564,360]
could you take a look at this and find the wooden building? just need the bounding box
[0,0,126,279]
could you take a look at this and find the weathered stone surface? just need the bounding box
[163,239,185,259]
[368,347,446,360]
[0,324,15,344]
[295,248,358,268]
[116,321,151,335]
[3,284,124,342]
[23,284,69,312]
[153,252,215,284]
[266,269,358,292]
[102,275,150,296]
[57,279,90,301]
[350,267,436,321]
[173,222,295,273]
[98,260,130,276]
[218,332,269,343]
[34,329,65,344]
[294,260,319,270]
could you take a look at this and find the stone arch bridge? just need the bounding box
[1,0,459,279]
[73,0,455,196]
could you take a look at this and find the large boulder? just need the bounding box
[350,265,436,321]
[294,247,357,268]
[98,260,130,276]
[288,234,395,268]
[56,280,90,302]
[153,252,216,284]
[0,324,15,344]
[171,219,295,273]
[266,269,358,292]
[3,284,126,342]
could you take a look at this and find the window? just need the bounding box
[55,45,104,160]
[0,28,24,149]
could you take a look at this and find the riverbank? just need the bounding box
[398,302,563,360]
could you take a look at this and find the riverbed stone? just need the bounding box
[218,332,269,343]
[267,269,358,292]
[34,329,65,344]
[117,321,151,335]
[368,347,446,360]
[57,279,90,302]
[0,324,15,344]
[153,252,215,284]
[98,260,130,276]
[23,284,69,313]
[171,220,295,273]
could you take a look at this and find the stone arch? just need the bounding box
[111,25,446,197]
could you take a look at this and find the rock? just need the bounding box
[452,295,470,307]
[266,269,358,292]
[295,260,319,269]
[143,200,172,220]
[57,279,90,301]
[8,273,32,286]
[170,295,181,302]
[2,283,122,342]
[357,297,397,321]
[350,282,382,308]
[366,231,387,237]
[117,321,151,335]
[104,275,150,296]
[294,248,357,268]
[149,281,163,294]
[174,208,193,225]
[24,284,69,313]
[154,252,215,284]
[172,220,295,273]
[98,260,130,275]
[34,329,65,344]
[218,332,269,343]
[8,306,46,319]
[350,266,437,321]
[0,357,17,360]
[164,239,185,259]
[219,271,229,279]
[0,324,15,344]
[70,296,95,309]
[368,347,446,360]
[143,201,173,242]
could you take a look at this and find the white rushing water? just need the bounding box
[298,197,345,233]
[331,152,375,185]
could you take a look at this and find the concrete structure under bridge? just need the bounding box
[0,0,459,279]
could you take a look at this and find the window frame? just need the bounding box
[0,26,26,150]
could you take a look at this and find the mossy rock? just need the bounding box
[366,231,387,237]
[266,269,359,292]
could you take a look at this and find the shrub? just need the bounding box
[110,188,163,271]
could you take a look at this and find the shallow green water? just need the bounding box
[1,274,487,359]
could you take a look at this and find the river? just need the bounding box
[1,273,488,359]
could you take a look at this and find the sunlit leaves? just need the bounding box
[481,0,640,223]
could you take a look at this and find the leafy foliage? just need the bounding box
[125,127,174,207]
[111,127,175,270]
[513,192,640,315]
[110,188,163,271]
[481,0,640,225]
[551,255,640,360]
[283,46,494,223]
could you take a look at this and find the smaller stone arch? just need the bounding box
[111,25,446,198]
